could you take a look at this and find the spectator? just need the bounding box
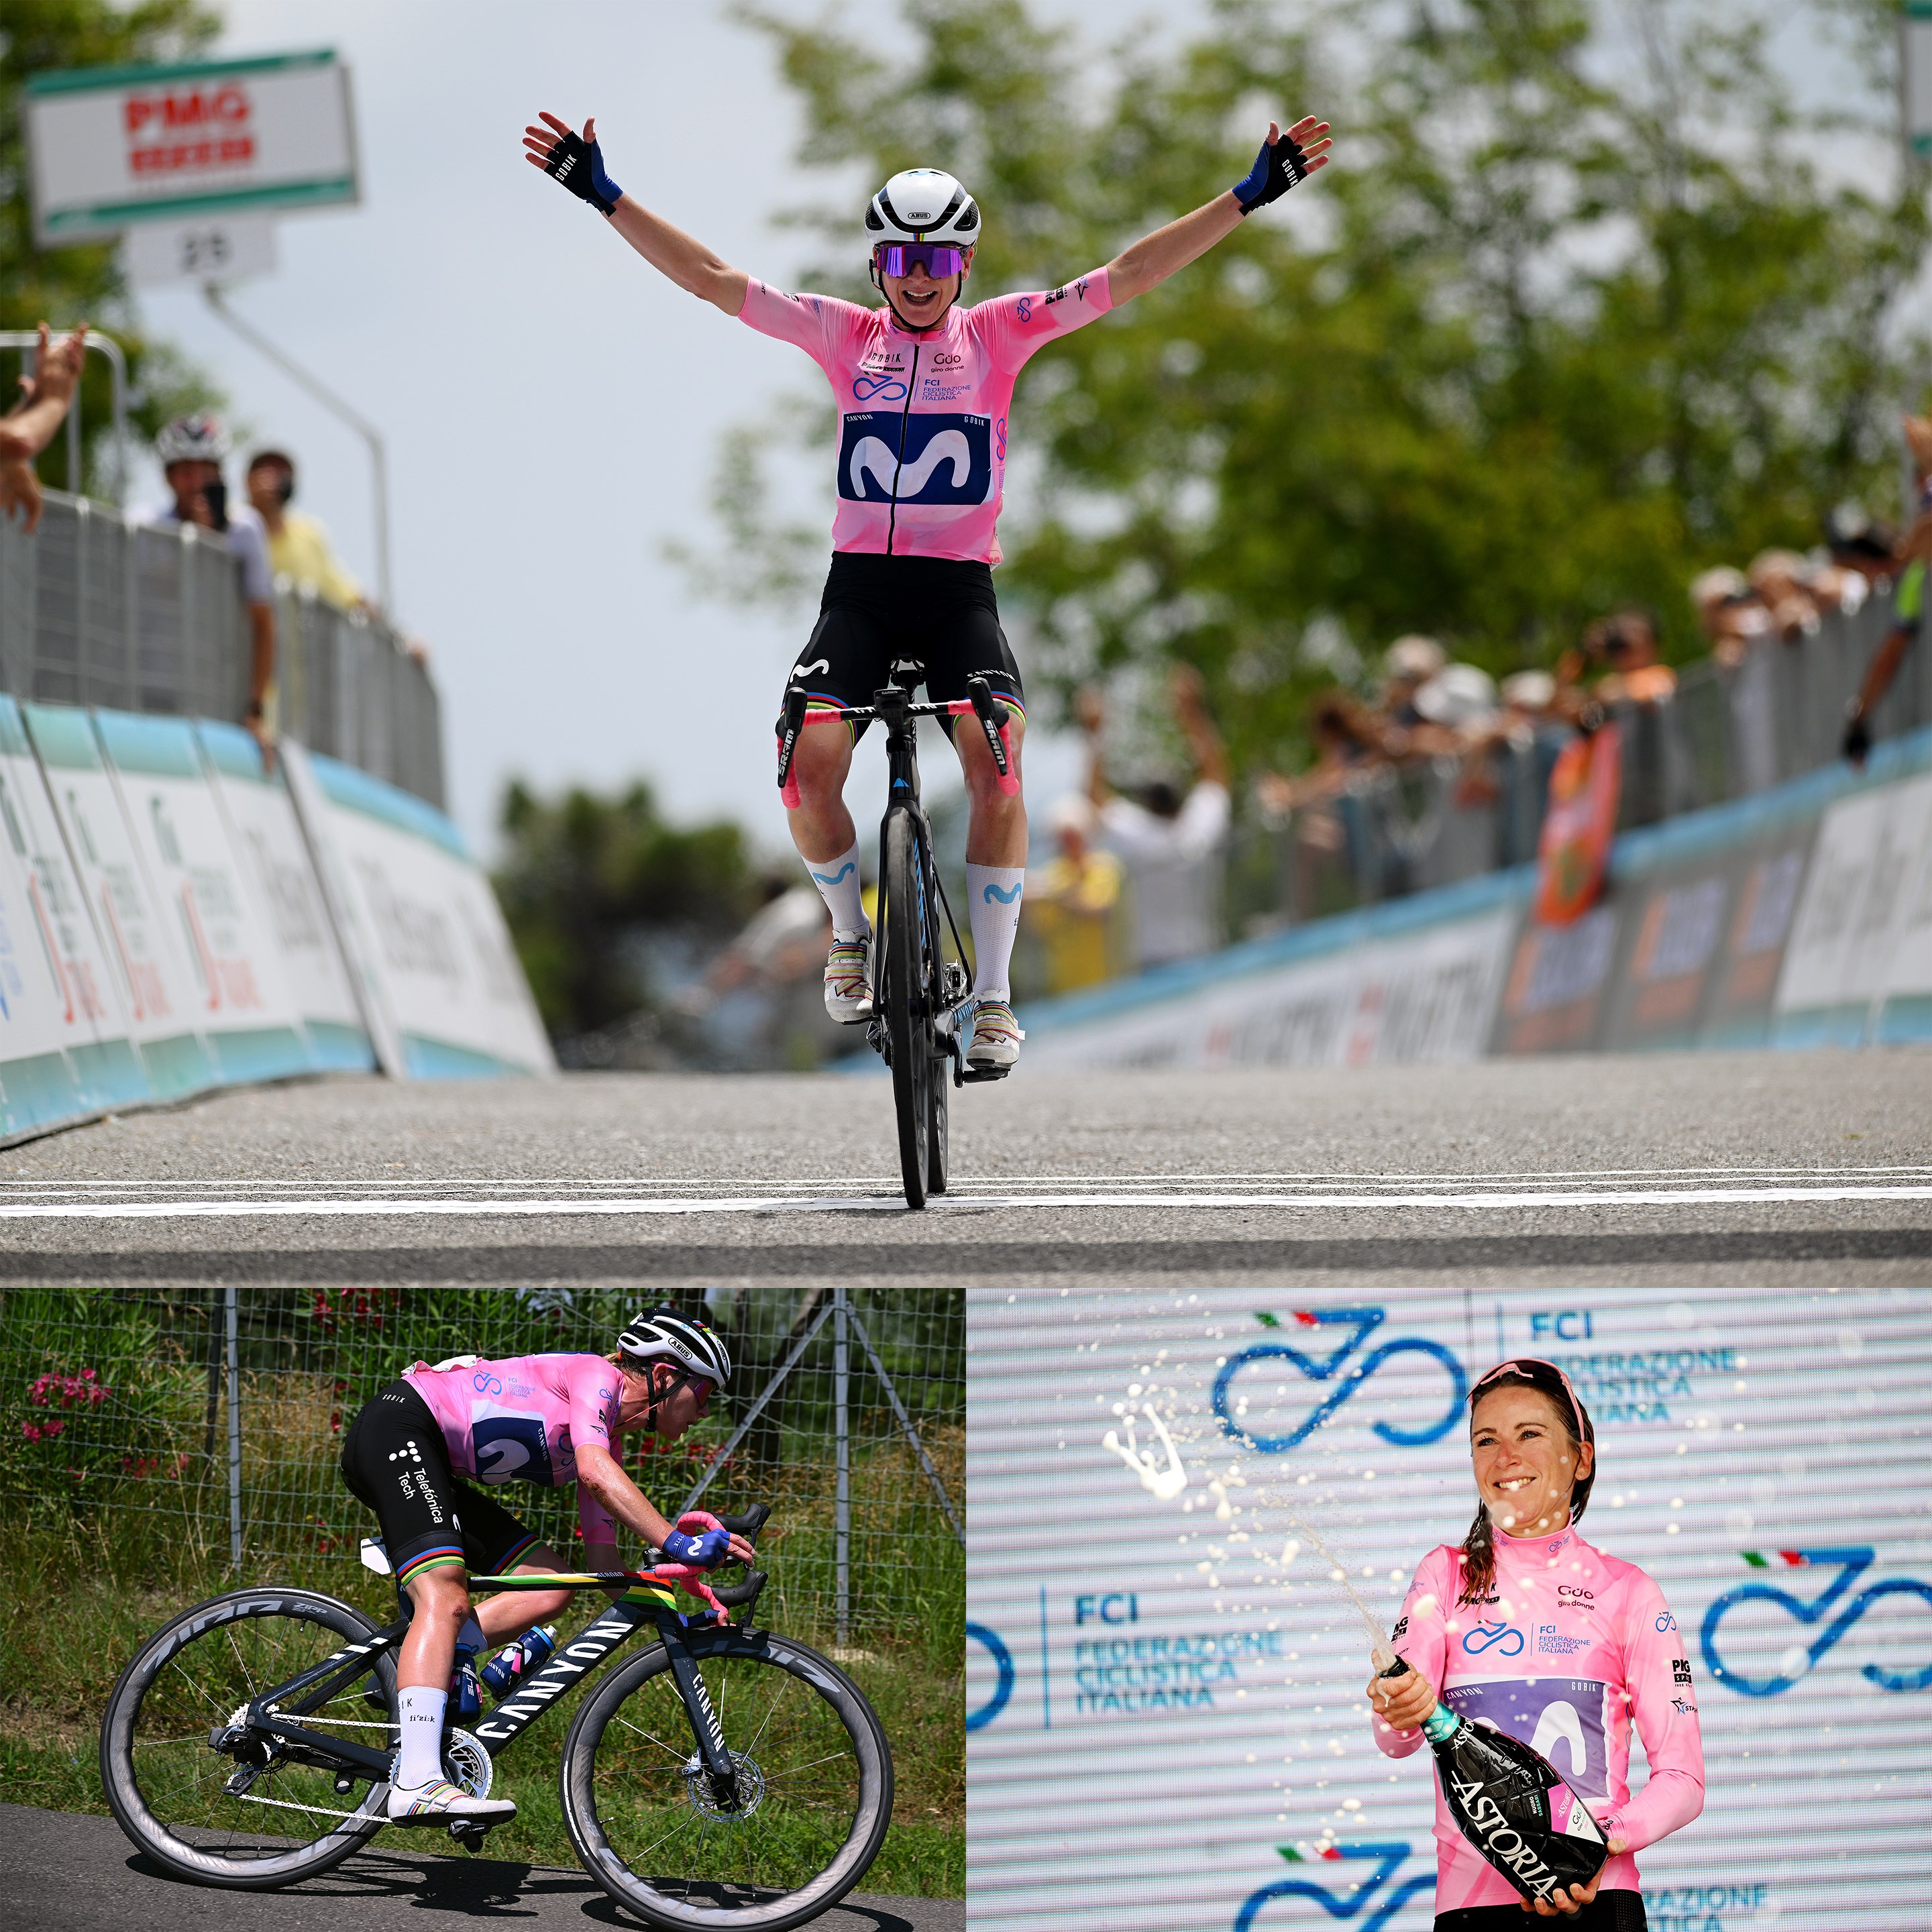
[1689,566,1772,668]
[1576,607,1676,706]
[1254,690,1387,818]
[1411,661,1499,735]
[1025,794,1128,995]
[1379,634,1447,729]
[1746,550,1822,639]
[1824,502,1896,590]
[1079,665,1232,971]
[144,414,277,756]
[0,321,89,533]
[245,447,370,612]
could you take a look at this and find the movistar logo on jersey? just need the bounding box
[839,411,993,506]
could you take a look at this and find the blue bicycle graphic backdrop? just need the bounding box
[1701,1547,1932,1697]
[1234,1843,1433,1931]
[1214,1309,1466,1454]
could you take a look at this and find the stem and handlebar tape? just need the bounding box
[776,674,1019,808]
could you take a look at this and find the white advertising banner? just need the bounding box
[195,721,372,1074]
[25,50,357,244]
[282,743,551,1079]
[23,703,217,1100]
[1774,773,1932,1047]
[968,1285,1931,1932]
[1027,904,1519,1071]
[0,697,150,1135]
[93,708,321,1085]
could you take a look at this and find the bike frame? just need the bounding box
[222,1570,760,1793]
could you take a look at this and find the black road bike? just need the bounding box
[777,669,1017,1210]
[98,1505,893,1932]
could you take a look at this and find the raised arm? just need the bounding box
[1106,117,1331,307]
[523,113,749,316]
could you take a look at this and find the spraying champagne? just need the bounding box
[1372,1639,1607,1905]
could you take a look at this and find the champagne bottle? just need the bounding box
[1373,1643,1607,1904]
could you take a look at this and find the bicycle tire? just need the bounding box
[560,1625,894,1932]
[881,807,930,1209]
[100,1585,396,1889]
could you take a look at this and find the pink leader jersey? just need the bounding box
[1375,1523,1705,1914]
[403,1352,621,1544]
[737,270,1114,565]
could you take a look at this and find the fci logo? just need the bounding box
[1236,1842,1432,1930]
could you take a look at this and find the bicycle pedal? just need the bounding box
[448,1821,492,1853]
[960,1065,1012,1083]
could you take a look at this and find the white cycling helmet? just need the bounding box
[618,1309,732,1389]
[865,168,981,248]
[156,412,231,465]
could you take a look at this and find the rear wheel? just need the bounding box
[881,808,931,1209]
[99,1587,395,1888]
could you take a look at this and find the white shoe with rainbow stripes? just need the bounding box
[385,1778,517,1825]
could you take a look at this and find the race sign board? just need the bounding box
[23,702,216,1100]
[24,50,356,246]
[280,742,552,1079]
[968,1283,1931,1932]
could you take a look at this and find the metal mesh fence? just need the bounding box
[0,490,445,808]
[0,1283,963,1646]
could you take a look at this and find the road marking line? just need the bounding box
[3,1184,1931,1220]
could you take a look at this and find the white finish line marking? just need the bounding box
[2,1184,1930,1220]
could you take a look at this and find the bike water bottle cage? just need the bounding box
[874,242,966,278]
[543,127,623,215]
[1233,129,1311,213]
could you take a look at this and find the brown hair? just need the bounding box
[1457,1362,1596,1606]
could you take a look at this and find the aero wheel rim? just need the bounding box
[589,1650,867,1914]
[127,1606,388,1865]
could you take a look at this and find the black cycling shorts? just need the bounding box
[776,552,1024,746]
[1437,1892,1646,1931]
[339,1380,543,1589]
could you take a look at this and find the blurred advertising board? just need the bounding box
[967,1284,1932,1932]
[280,742,553,1080]
[24,49,356,246]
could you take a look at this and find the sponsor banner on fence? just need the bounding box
[195,721,373,1074]
[24,701,216,1099]
[967,1285,1932,1932]
[1774,774,1932,1049]
[1027,889,1521,1071]
[281,741,551,1079]
[93,708,317,1085]
[0,696,150,1136]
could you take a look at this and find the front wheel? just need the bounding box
[881,808,932,1209]
[99,1586,396,1889]
[560,1627,894,1932]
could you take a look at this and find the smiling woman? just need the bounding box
[1364,1358,1705,1930]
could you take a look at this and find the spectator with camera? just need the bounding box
[246,447,370,614]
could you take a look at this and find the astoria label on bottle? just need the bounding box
[1377,1648,1607,1903]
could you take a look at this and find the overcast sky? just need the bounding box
[123,1,1887,861]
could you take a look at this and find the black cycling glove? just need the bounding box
[1232,129,1311,214]
[542,127,623,216]
[1843,704,1872,765]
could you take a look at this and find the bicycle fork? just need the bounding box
[662,1633,743,1807]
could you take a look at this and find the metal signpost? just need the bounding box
[22,49,391,606]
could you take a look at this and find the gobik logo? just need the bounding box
[1214,1309,1466,1454]
[1701,1548,1932,1696]
[1235,1842,1431,1931]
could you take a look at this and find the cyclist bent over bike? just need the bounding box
[524,105,1331,1070]
[338,1310,749,1825]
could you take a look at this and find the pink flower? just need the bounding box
[43,1419,64,1439]
[21,1422,41,1444]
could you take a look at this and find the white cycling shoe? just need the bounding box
[385,1778,517,1826]
[965,998,1024,1071]
[824,936,874,1023]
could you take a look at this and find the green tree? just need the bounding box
[0,1,223,487]
[492,777,760,1040]
[716,0,1926,777]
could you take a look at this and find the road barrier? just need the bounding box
[0,696,550,1144]
[1028,724,1932,1068]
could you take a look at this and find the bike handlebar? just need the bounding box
[776,678,1019,806]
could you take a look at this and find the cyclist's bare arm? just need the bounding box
[523,112,748,315]
[1105,115,1331,307]
[575,1441,759,1564]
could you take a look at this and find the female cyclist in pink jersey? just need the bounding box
[337,1309,751,1825]
[1366,1359,1704,1929]
[523,105,1330,1070]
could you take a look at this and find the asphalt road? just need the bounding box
[1,1052,1929,1291]
[0,1805,962,1932]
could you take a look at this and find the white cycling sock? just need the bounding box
[967,863,1026,1002]
[395,1685,446,1788]
[803,843,869,942]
